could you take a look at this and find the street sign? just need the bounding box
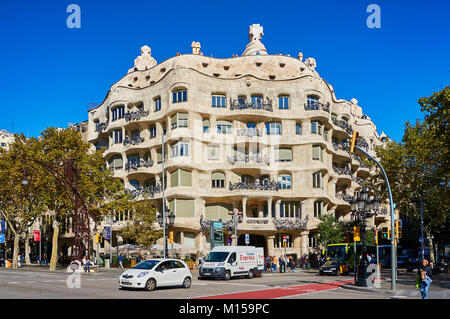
[245,234,249,245]
[0,234,5,244]
[33,230,40,242]
[210,221,224,250]
[103,226,111,240]
[0,219,5,233]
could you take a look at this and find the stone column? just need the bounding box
[180,231,184,245]
[267,198,273,218]
[275,199,281,218]
[196,232,206,253]
[294,233,302,258]
[267,235,275,256]
[300,230,310,257]
[242,196,248,222]
[258,201,264,218]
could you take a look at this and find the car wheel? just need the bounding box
[144,278,156,291]
[247,269,254,279]
[198,276,204,280]
[223,271,231,281]
[182,277,191,288]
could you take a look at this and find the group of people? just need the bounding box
[264,255,297,273]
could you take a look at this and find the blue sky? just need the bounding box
[1,0,449,141]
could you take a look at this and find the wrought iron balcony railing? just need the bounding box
[124,109,149,122]
[125,159,154,171]
[352,154,369,168]
[333,141,351,153]
[333,165,352,175]
[332,118,353,135]
[125,183,162,199]
[273,215,309,230]
[336,192,353,202]
[304,102,330,112]
[123,135,145,146]
[95,120,109,132]
[356,137,369,151]
[229,179,278,191]
[352,175,364,185]
[230,98,273,112]
[227,153,270,165]
[236,128,264,138]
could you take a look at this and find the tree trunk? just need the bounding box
[428,236,435,265]
[49,220,59,271]
[12,235,19,269]
[25,235,31,265]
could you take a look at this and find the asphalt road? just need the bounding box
[0,268,397,299]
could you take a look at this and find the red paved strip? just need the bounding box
[196,279,354,299]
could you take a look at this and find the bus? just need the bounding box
[325,243,376,271]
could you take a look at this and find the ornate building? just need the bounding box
[84,24,391,258]
[0,129,14,151]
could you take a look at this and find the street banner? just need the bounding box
[0,219,5,233]
[33,230,40,242]
[103,226,111,240]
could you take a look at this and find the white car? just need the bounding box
[118,259,192,291]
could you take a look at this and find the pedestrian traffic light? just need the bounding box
[381,227,388,239]
[349,131,359,153]
[353,226,360,242]
[169,231,173,244]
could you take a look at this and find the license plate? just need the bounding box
[203,273,211,276]
[121,281,132,285]
[323,270,332,272]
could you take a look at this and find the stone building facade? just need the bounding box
[84,24,391,258]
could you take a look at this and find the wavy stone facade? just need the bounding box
[85,25,391,258]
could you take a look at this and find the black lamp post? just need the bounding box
[157,209,175,258]
[350,186,380,287]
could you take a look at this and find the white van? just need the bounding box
[199,246,264,280]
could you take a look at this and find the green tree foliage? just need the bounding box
[120,200,162,249]
[315,215,345,247]
[367,87,449,263]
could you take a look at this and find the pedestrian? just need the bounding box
[272,256,277,271]
[198,255,204,267]
[417,258,433,299]
[278,256,283,273]
[118,254,124,269]
[42,254,47,265]
[82,255,90,275]
[290,258,296,272]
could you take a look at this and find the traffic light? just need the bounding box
[350,131,359,153]
[353,226,360,242]
[381,227,388,239]
[95,233,100,244]
[169,231,173,244]
[374,228,378,245]
[395,220,402,239]
[99,233,104,248]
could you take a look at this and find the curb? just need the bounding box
[340,283,394,295]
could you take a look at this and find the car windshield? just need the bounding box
[327,245,346,260]
[324,260,339,267]
[132,260,159,270]
[205,252,230,262]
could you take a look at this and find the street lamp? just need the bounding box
[350,186,380,287]
[157,209,175,258]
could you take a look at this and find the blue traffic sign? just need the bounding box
[0,234,5,244]
[103,226,111,240]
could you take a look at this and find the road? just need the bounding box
[0,268,415,299]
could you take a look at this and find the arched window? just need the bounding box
[307,95,320,109]
[172,89,187,103]
[212,172,225,188]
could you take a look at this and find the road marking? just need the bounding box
[7,282,19,284]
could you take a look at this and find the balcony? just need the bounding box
[226,153,270,165]
[236,128,264,138]
[352,154,369,168]
[229,98,273,112]
[125,183,162,199]
[123,135,145,146]
[333,164,352,175]
[125,109,149,122]
[125,159,154,171]
[95,120,109,132]
[273,216,309,230]
[356,137,369,151]
[304,101,330,112]
[352,175,364,185]
[336,192,352,202]
[229,179,278,191]
[333,140,351,153]
[332,118,353,135]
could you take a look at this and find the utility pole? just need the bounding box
[161,134,167,259]
[420,196,425,260]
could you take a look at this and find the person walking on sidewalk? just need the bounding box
[82,255,90,275]
[418,258,433,299]
[118,254,124,269]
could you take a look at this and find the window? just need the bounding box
[331,113,337,122]
[205,202,232,220]
[278,174,292,189]
[109,155,123,170]
[203,118,210,133]
[171,113,188,129]
[154,98,161,112]
[247,122,256,129]
[217,120,232,134]
[311,121,323,135]
[296,123,302,135]
[211,172,225,188]
[251,95,263,107]
[129,180,140,190]
[266,122,281,135]
[149,125,156,138]
[312,145,322,161]
[312,172,323,189]
[207,145,220,160]
[171,142,189,157]
[127,154,140,166]
[324,128,329,141]
[172,261,186,269]
[170,169,192,187]
[212,95,226,108]
[111,105,125,121]
[279,96,289,109]
[280,202,300,218]
[169,198,195,217]
[307,95,319,109]
[172,90,187,103]
[314,201,323,218]
[113,130,122,144]
[275,147,292,162]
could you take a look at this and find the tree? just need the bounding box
[120,199,162,249]
[367,87,449,263]
[314,215,345,247]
